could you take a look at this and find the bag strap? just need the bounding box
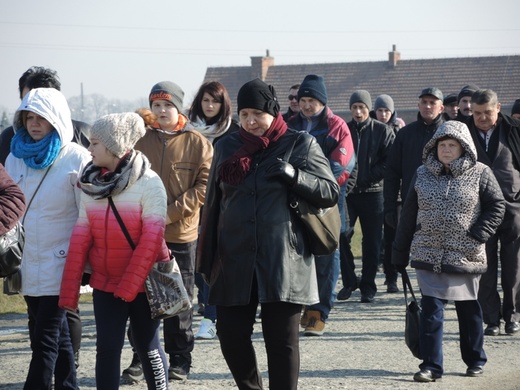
[282,131,305,162]
[401,269,418,306]
[22,163,54,225]
[108,196,136,250]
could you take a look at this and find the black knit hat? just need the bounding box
[236,79,280,116]
[511,99,520,116]
[443,93,458,106]
[350,90,372,110]
[298,74,328,105]
[458,84,479,102]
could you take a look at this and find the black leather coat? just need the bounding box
[196,129,339,306]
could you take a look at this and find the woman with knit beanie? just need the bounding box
[5,88,91,390]
[59,112,171,389]
[197,78,340,389]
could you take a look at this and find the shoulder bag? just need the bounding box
[108,196,191,319]
[402,269,422,359]
[283,132,341,256]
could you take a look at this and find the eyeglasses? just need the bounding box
[288,95,298,101]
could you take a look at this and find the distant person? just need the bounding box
[511,99,520,120]
[457,84,479,122]
[287,74,356,335]
[5,88,91,390]
[369,93,403,133]
[282,83,301,122]
[393,121,505,382]
[134,81,213,381]
[466,89,520,336]
[443,93,459,120]
[59,112,170,389]
[197,78,340,389]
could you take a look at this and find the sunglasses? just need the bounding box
[288,95,298,101]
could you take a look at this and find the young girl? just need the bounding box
[59,112,170,389]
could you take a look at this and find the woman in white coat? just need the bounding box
[5,88,90,390]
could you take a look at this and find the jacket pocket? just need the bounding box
[53,243,69,259]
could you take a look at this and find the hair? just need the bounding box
[135,107,156,127]
[289,84,300,91]
[471,89,498,106]
[188,81,232,127]
[18,66,61,99]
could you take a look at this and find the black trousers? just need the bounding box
[216,286,302,390]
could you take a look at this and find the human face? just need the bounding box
[351,103,369,123]
[418,96,444,124]
[472,101,501,132]
[299,97,324,118]
[376,108,392,124]
[25,112,53,141]
[201,92,222,120]
[459,96,472,116]
[88,137,119,170]
[151,100,179,131]
[437,138,463,169]
[444,103,459,120]
[239,108,274,137]
[288,88,300,112]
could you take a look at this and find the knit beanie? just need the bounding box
[511,99,520,116]
[236,78,280,116]
[149,81,185,113]
[350,90,372,110]
[374,94,394,113]
[458,84,479,102]
[443,93,458,106]
[90,112,146,158]
[298,74,328,105]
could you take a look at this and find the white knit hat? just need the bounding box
[90,112,146,158]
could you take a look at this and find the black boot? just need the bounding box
[121,352,143,383]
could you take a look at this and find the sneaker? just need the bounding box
[121,353,144,383]
[169,354,191,381]
[303,310,325,336]
[300,310,309,328]
[195,318,217,339]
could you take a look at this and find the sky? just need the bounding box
[1,0,519,119]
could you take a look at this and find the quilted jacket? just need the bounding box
[59,168,169,309]
[392,121,505,274]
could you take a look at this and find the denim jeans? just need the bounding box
[306,248,340,321]
[344,191,384,295]
[419,295,487,376]
[24,295,77,390]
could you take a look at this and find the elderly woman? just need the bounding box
[5,88,90,390]
[197,79,339,390]
[392,120,505,383]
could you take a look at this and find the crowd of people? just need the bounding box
[1,65,520,389]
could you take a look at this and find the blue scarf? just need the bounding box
[11,129,62,169]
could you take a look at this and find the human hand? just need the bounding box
[265,160,297,186]
[385,211,398,229]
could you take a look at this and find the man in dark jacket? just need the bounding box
[339,90,394,303]
[456,84,479,122]
[467,89,520,336]
[282,83,300,122]
[0,66,90,165]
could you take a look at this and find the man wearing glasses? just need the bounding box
[282,83,301,122]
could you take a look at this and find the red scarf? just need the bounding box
[219,113,288,185]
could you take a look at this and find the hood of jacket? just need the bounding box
[13,87,73,146]
[422,120,477,178]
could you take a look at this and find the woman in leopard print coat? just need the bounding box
[392,120,505,383]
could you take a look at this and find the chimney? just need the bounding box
[388,44,401,67]
[250,49,274,81]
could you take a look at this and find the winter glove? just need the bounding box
[385,211,398,229]
[265,160,297,186]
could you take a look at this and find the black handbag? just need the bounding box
[402,269,422,359]
[108,197,191,319]
[0,222,25,277]
[283,132,341,256]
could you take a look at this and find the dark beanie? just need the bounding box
[374,94,394,113]
[511,99,520,116]
[458,84,479,102]
[149,81,185,112]
[298,74,328,105]
[350,90,372,110]
[443,93,458,106]
[236,78,280,117]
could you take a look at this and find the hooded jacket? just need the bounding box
[392,121,505,274]
[5,88,90,296]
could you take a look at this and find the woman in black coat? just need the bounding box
[197,79,339,390]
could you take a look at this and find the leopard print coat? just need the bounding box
[392,121,505,274]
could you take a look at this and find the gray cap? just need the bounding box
[419,87,443,101]
[350,90,372,110]
[374,94,394,113]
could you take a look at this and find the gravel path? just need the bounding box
[1,269,519,389]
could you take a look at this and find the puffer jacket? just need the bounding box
[197,129,340,306]
[5,88,91,296]
[134,116,213,244]
[392,121,505,274]
[59,167,169,309]
[0,163,25,235]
